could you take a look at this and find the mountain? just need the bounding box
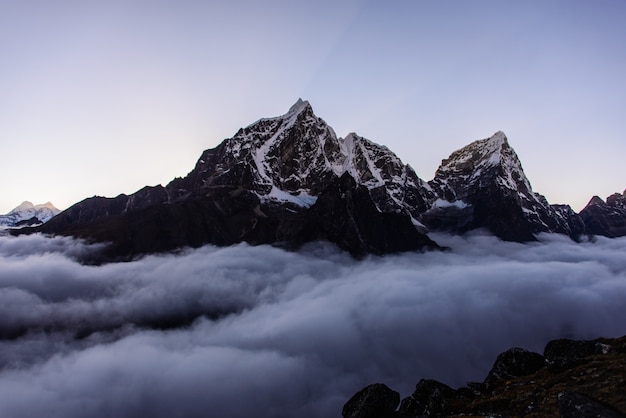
[30,100,439,260]
[19,100,623,260]
[422,131,585,241]
[579,191,626,238]
[167,99,435,221]
[0,201,60,228]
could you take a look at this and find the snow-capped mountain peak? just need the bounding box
[33,100,609,259]
[287,98,310,114]
[10,201,36,213]
[425,131,585,240]
[173,101,434,216]
[0,201,61,228]
[430,130,532,200]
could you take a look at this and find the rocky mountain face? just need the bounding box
[343,335,626,417]
[579,191,626,238]
[22,100,624,259]
[166,99,435,220]
[424,132,586,241]
[0,201,60,228]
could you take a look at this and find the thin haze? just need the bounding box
[0,233,625,417]
[1,0,625,213]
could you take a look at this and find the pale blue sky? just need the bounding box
[1,0,625,213]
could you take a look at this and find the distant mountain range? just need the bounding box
[0,201,60,229]
[17,100,626,260]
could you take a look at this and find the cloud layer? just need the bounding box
[0,233,625,417]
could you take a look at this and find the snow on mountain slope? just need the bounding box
[429,131,532,200]
[169,104,586,241]
[169,99,434,216]
[0,201,60,228]
[425,131,582,239]
[29,100,597,253]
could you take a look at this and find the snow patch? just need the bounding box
[258,187,318,208]
[432,199,468,209]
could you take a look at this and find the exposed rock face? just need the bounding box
[544,338,608,371]
[14,216,43,227]
[399,379,458,416]
[342,383,400,418]
[299,173,438,256]
[484,347,546,386]
[558,391,625,418]
[424,132,584,241]
[579,191,626,238]
[167,99,435,218]
[344,335,626,417]
[36,176,438,261]
[551,204,588,239]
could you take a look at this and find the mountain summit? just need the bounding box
[0,201,60,228]
[168,98,434,218]
[424,131,585,241]
[22,100,618,260]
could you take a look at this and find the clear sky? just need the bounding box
[1,0,624,214]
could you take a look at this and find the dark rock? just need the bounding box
[558,391,624,418]
[551,204,588,239]
[32,186,276,262]
[342,383,400,418]
[14,216,42,227]
[405,378,457,416]
[544,338,607,370]
[484,347,545,386]
[579,191,626,238]
[398,396,420,416]
[299,173,439,257]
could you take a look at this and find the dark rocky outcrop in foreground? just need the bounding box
[342,384,400,418]
[343,335,626,417]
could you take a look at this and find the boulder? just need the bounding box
[544,338,606,370]
[399,378,457,416]
[342,383,400,418]
[558,391,624,418]
[484,347,545,386]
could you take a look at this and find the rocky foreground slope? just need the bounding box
[18,100,625,260]
[343,335,626,418]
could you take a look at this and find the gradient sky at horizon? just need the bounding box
[1,0,625,214]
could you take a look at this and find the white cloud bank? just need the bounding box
[0,233,625,417]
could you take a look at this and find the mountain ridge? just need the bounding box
[17,100,625,260]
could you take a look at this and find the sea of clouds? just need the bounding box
[0,232,625,417]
